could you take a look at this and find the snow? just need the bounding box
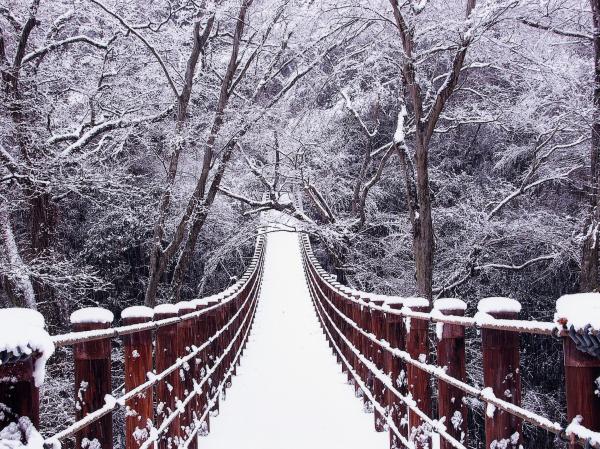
[0,309,44,328]
[201,229,388,449]
[434,298,467,312]
[566,416,600,448]
[70,307,114,324]
[477,297,521,315]
[153,304,178,315]
[403,297,430,309]
[0,311,54,387]
[121,306,154,320]
[0,417,44,449]
[481,387,496,418]
[393,105,407,144]
[191,298,210,307]
[176,301,194,311]
[555,293,600,331]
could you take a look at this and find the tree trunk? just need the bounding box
[144,17,214,307]
[414,136,434,299]
[580,0,600,292]
[0,206,37,309]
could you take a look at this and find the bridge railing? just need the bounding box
[299,233,600,449]
[0,231,266,449]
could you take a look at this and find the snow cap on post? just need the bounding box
[555,292,600,332]
[154,303,178,316]
[70,307,114,324]
[191,298,210,307]
[477,297,521,315]
[176,301,196,316]
[121,306,154,320]
[382,296,403,312]
[0,308,45,328]
[434,298,467,312]
[0,308,55,387]
[403,297,429,310]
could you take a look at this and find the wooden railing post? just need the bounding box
[121,306,154,449]
[478,297,522,449]
[192,298,210,436]
[384,299,406,449]
[177,301,197,445]
[154,304,181,449]
[555,294,600,448]
[433,299,468,449]
[405,298,431,449]
[0,309,47,430]
[206,297,221,415]
[370,297,386,432]
[71,307,114,449]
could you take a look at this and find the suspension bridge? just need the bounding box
[1,213,600,449]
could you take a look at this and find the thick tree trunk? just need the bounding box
[413,136,434,299]
[580,0,600,292]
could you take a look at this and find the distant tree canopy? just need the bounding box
[0,0,596,324]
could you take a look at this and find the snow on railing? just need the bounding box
[299,233,600,449]
[0,232,266,449]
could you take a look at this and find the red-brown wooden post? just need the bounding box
[405,298,432,449]
[154,304,181,449]
[192,298,210,435]
[71,307,114,449]
[206,297,221,415]
[555,294,600,449]
[433,299,468,449]
[369,296,386,432]
[0,308,47,430]
[384,298,406,449]
[177,301,197,445]
[121,306,154,449]
[478,297,522,449]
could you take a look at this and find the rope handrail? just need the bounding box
[305,264,466,449]
[304,261,579,447]
[180,301,257,449]
[0,229,266,449]
[300,233,600,449]
[309,281,413,449]
[137,287,260,449]
[43,257,262,447]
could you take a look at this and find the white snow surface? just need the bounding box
[555,293,600,331]
[0,310,54,387]
[477,297,521,315]
[70,307,114,324]
[201,229,387,449]
[403,296,430,308]
[121,306,154,320]
[434,298,467,312]
[153,304,178,315]
[0,309,44,328]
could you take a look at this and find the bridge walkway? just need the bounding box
[202,229,387,449]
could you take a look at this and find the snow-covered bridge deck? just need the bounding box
[202,229,388,449]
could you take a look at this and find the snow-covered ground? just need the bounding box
[201,228,388,449]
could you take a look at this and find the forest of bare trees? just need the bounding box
[1,0,599,445]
